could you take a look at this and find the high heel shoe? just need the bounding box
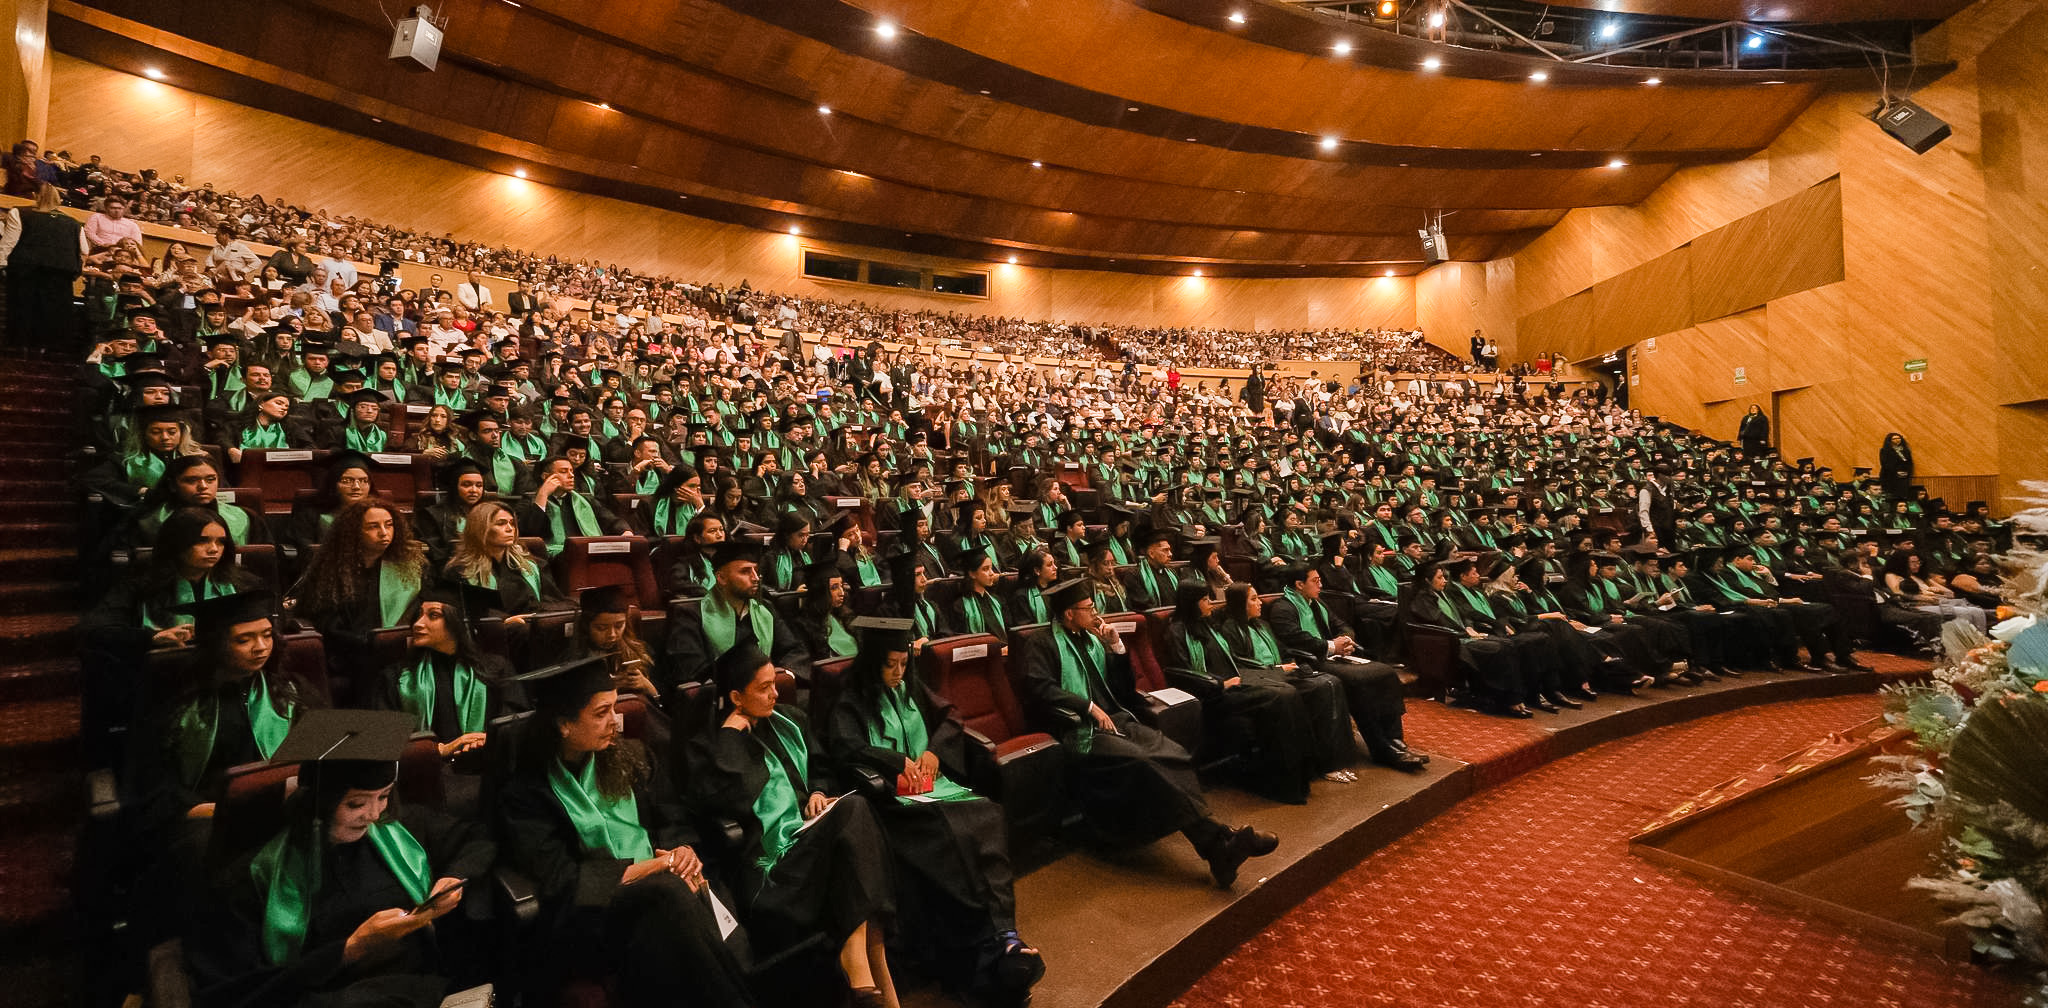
[1546,691,1583,710]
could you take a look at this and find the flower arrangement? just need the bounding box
[1874,484,2048,999]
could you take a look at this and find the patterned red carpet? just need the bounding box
[1172,693,2025,1008]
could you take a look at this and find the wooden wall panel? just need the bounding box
[1687,207,1775,323]
[1415,261,1516,360]
[1592,246,1693,351]
[1980,5,2048,407]
[44,54,1418,334]
[1765,282,1854,391]
[1519,290,1596,363]
[1761,176,1846,306]
[6,0,52,145]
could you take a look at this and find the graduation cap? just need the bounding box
[579,584,633,615]
[851,615,915,653]
[174,588,277,636]
[1006,502,1039,523]
[518,655,616,718]
[338,387,390,409]
[1590,552,1623,569]
[435,457,484,492]
[711,539,761,570]
[434,357,466,374]
[130,402,187,428]
[886,550,926,587]
[1046,578,1093,615]
[269,708,416,800]
[954,545,993,574]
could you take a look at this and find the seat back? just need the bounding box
[232,543,281,592]
[276,630,330,703]
[1142,607,1176,664]
[235,449,327,516]
[809,655,856,726]
[521,610,581,674]
[920,634,1022,743]
[397,731,446,808]
[364,452,423,509]
[554,536,660,610]
[1102,612,1166,692]
[207,760,298,871]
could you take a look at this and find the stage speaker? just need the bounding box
[1418,227,1447,265]
[390,8,444,72]
[1870,100,1950,155]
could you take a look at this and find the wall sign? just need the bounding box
[1734,367,1748,386]
[1904,358,1928,382]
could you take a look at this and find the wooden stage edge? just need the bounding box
[1052,671,1888,1008]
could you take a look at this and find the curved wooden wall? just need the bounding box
[1442,0,2048,507]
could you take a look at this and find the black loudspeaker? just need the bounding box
[1418,227,1447,265]
[1870,100,1951,155]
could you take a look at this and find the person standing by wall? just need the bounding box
[1738,404,1771,456]
[2,183,85,352]
[1878,433,1914,501]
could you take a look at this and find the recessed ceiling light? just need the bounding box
[1320,135,1339,151]
[371,117,383,123]
[1607,158,1627,168]
[1030,160,1043,168]
[1192,268,1204,276]
[513,168,527,178]
[1385,269,1397,277]
[143,67,166,80]
[1599,23,1620,40]
[1185,137,1198,142]
[1008,255,1018,264]
[1422,57,1442,70]
[1127,106,1140,112]
[817,105,832,114]
[1228,11,1246,24]
[1428,11,1445,28]
[1333,40,1352,55]
[875,21,896,39]
[1529,70,1549,82]
[978,89,990,95]
[595,101,611,110]
[788,226,801,235]
[1530,152,1543,157]
[1644,77,1661,86]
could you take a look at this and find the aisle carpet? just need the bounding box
[1171,693,2024,1008]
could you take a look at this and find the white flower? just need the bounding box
[1993,615,2037,643]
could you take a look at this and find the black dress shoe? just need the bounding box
[1798,662,1828,674]
[1842,658,1875,672]
[1387,741,1431,764]
[1503,704,1535,719]
[1205,826,1279,888]
[1377,752,1429,773]
[1530,696,1559,713]
[1547,691,1583,710]
[1569,684,1599,701]
[1718,666,1744,678]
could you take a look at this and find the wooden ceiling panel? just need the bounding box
[55,0,1841,273]
[1513,1,1968,21]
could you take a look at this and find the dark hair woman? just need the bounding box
[495,657,753,1008]
[822,619,1043,1002]
[283,451,376,554]
[184,712,491,1008]
[128,455,271,552]
[290,496,427,689]
[85,506,262,654]
[685,646,899,1007]
[1878,432,1914,501]
[1166,584,1324,803]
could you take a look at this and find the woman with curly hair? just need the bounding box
[289,496,427,687]
[446,500,568,620]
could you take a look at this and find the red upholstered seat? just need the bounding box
[553,536,660,610]
[919,633,1063,839]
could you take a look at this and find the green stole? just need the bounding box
[635,468,661,495]
[214,503,251,543]
[484,450,519,495]
[1434,591,1466,629]
[1053,627,1115,708]
[147,575,229,631]
[175,673,295,788]
[751,711,808,872]
[548,753,653,861]
[396,651,489,736]
[123,451,167,488]
[377,561,422,627]
[868,683,975,803]
[544,493,602,556]
[504,433,545,461]
[853,556,880,587]
[1137,563,1166,603]
[1108,538,1130,565]
[1246,622,1283,666]
[290,372,333,399]
[433,386,468,409]
[241,421,288,449]
[1367,564,1400,596]
[702,591,775,659]
[1022,587,1048,624]
[345,424,387,453]
[652,498,696,537]
[825,615,857,658]
[911,597,938,640]
[1456,584,1496,620]
[960,591,1004,635]
[1283,587,1329,637]
[253,821,430,964]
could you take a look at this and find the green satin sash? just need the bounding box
[253,820,430,964]
[548,753,653,861]
[396,651,488,736]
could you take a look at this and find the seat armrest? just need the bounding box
[88,768,120,821]
[493,867,541,926]
[1163,667,1223,699]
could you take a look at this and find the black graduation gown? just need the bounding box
[495,744,752,1008]
[1121,562,1185,613]
[1012,626,1217,849]
[684,708,893,951]
[412,504,466,571]
[661,596,812,699]
[1446,586,1562,700]
[1160,619,1319,802]
[945,589,1010,642]
[184,805,495,1008]
[1407,588,1528,711]
[1264,594,1410,760]
[824,681,1020,973]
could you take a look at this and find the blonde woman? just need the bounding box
[445,500,568,620]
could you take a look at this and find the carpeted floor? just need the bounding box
[1171,692,2025,1008]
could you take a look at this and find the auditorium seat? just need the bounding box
[1102,611,1204,757]
[552,536,660,610]
[205,759,298,872]
[234,448,328,515]
[919,634,1064,842]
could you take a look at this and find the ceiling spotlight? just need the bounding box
[1607,158,1627,168]
[513,168,527,179]
[1333,39,1352,55]
[1008,255,1019,264]
[1030,160,1043,168]
[817,105,832,114]
[1599,23,1620,40]
[143,66,166,80]
[875,21,896,39]
[1643,77,1661,86]
[1747,35,1765,49]
[1385,269,1397,278]
[1422,57,1442,70]
[1228,10,1246,24]
[1127,106,1140,112]
[1529,70,1549,82]
[788,226,801,235]
[1377,1,1397,17]
[978,89,990,95]
[1192,268,1204,277]
[1320,135,1340,152]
